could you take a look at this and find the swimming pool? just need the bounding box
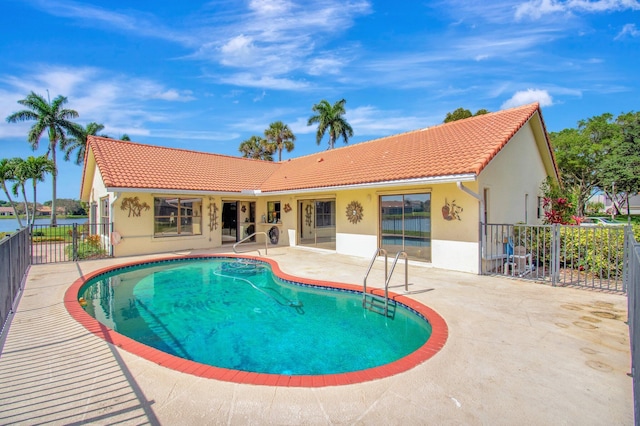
[65,255,447,387]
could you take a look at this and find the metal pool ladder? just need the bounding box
[233,232,268,255]
[362,248,408,317]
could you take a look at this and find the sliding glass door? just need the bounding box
[298,199,336,249]
[380,193,431,261]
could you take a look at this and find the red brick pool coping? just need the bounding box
[64,254,448,387]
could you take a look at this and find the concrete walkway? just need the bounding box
[0,246,633,425]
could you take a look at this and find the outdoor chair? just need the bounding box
[504,245,534,277]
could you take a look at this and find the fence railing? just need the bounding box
[31,222,113,265]
[481,223,628,292]
[0,228,30,342]
[626,228,640,424]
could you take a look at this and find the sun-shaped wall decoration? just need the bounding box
[346,200,364,224]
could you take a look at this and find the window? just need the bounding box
[380,193,431,261]
[267,201,281,223]
[537,196,545,219]
[100,196,109,236]
[154,197,202,236]
[315,201,335,227]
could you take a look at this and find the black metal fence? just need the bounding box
[481,223,628,292]
[31,222,113,265]
[626,228,640,424]
[0,228,30,341]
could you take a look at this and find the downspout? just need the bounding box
[457,182,484,274]
[109,192,121,256]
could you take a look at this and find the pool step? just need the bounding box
[220,261,266,276]
[363,294,396,319]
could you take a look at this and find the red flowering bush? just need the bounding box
[542,196,579,225]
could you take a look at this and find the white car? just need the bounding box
[580,217,623,226]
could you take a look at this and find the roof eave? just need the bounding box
[260,174,478,196]
[105,187,257,196]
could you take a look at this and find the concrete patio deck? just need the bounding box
[0,246,633,425]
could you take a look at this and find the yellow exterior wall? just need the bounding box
[112,193,222,257]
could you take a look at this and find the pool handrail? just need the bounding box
[233,232,268,255]
[362,248,388,308]
[384,251,408,315]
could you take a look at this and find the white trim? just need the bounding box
[261,174,477,196]
[106,187,244,196]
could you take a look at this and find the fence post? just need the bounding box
[624,227,635,295]
[550,224,560,286]
[72,223,78,261]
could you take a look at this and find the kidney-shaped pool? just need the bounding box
[66,255,447,387]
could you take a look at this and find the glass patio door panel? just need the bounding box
[381,195,404,256]
[380,193,431,261]
[298,199,336,249]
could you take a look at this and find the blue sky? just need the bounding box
[1,0,638,203]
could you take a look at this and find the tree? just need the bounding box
[443,107,490,123]
[63,122,106,165]
[121,134,131,141]
[550,113,618,217]
[0,158,23,227]
[599,111,640,220]
[10,158,31,226]
[264,121,296,162]
[307,99,353,149]
[22,156,56,226]
[239,135,274,161]
[6,91,79,226]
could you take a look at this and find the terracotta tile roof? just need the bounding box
[86,137,280,192]
[261,102,547,192]
[83,103,551,195]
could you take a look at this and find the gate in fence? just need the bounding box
[481,223,629,293]
[31,222,113,264]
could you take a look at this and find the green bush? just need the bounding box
[513,224,629,278]
[65,240,107,260]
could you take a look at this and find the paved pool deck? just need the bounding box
[0,246,633,425]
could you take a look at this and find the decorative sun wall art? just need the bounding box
[346,200,364,224]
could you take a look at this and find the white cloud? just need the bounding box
[501,89,554,109]
[516,0,640,20]
[219,73,310,90]
[344,106,431,136]
[615,23,640,39]
[151,89,195,102]
[249,0,293,16]
[0,65,197,139]
[31,0,193,44]
[307,56,346,76]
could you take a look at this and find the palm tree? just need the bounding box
[264,121,296,162]
[307,99,354,150]
[239,135,274,161]
[6,91,79,226]
[11,158,31,227]
[63,122,106,165]
[0,158,23,228]
[22,156,56,226]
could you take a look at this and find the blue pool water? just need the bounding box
[79,258,432,375]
